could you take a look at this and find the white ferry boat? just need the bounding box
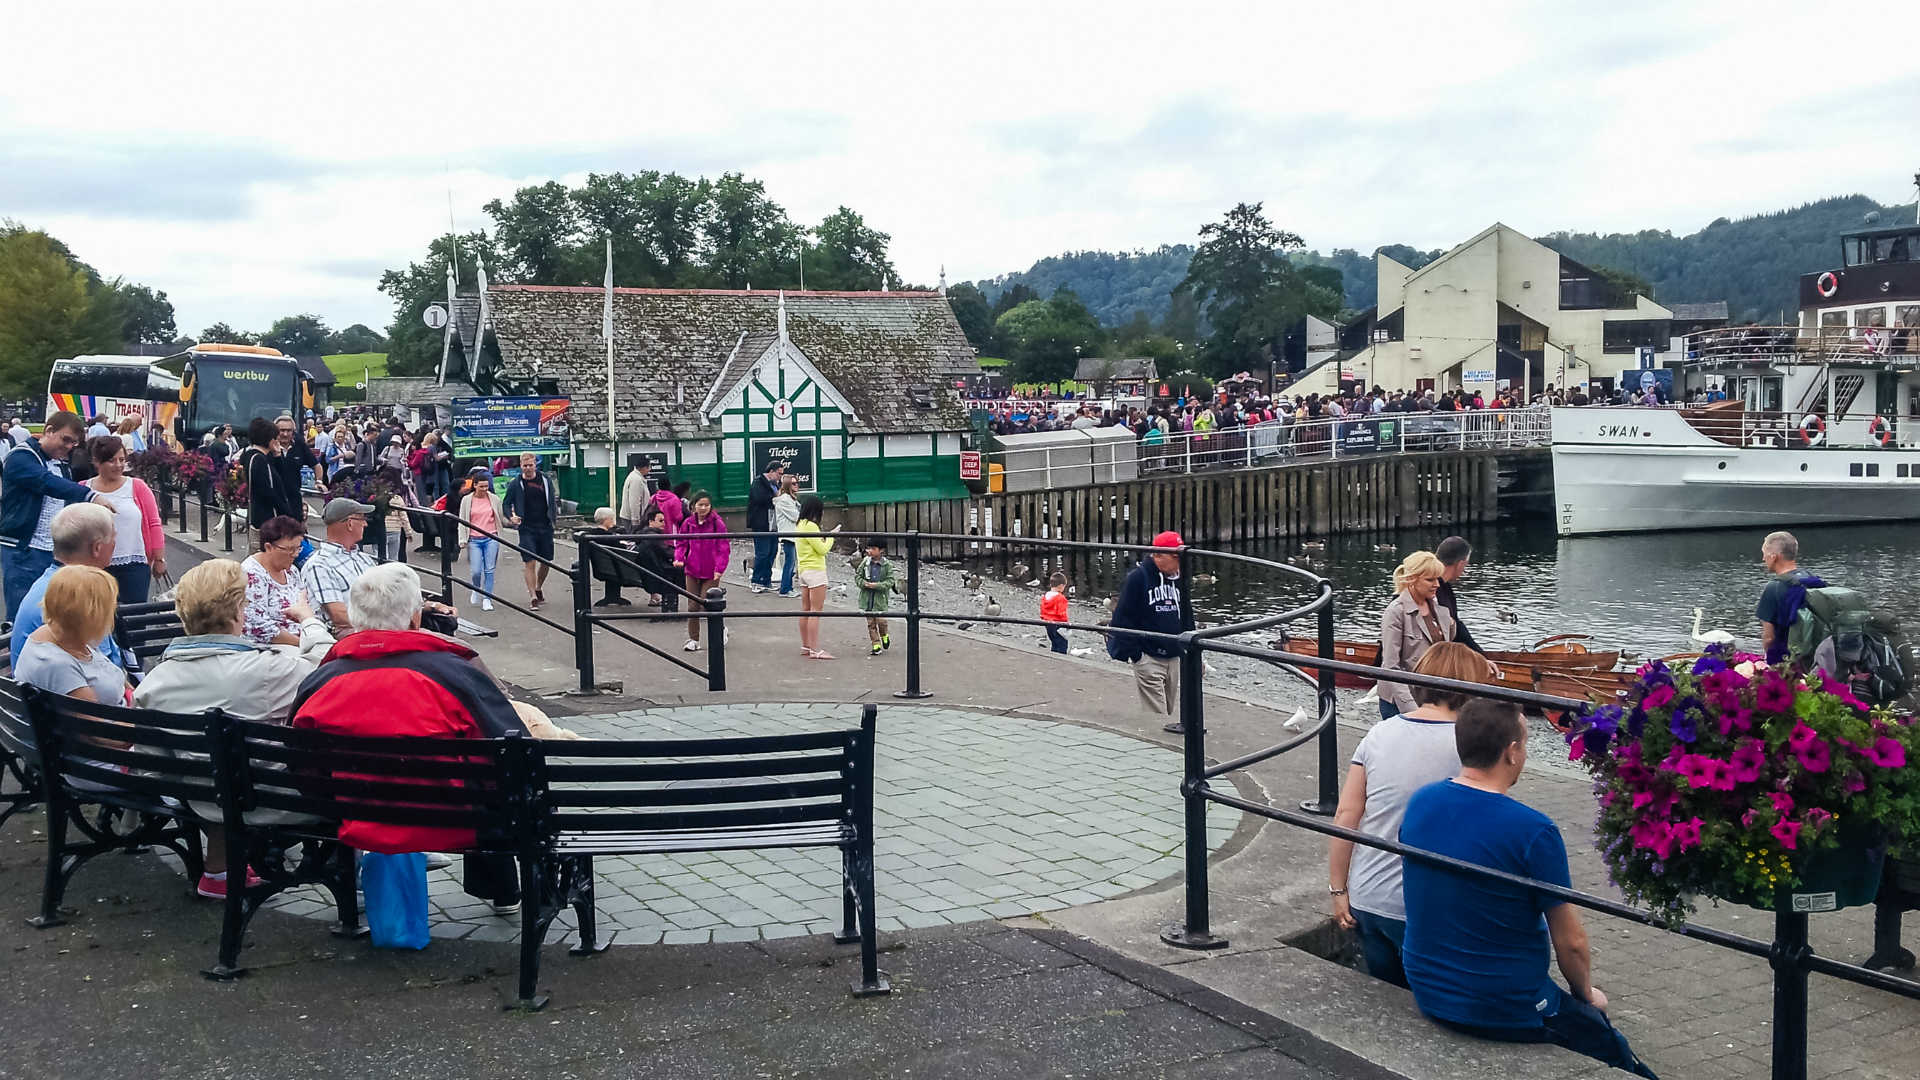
[1552,214,1920,536]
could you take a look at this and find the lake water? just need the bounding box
[988,520,1920,659]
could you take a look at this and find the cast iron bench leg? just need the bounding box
[568,855,610,957]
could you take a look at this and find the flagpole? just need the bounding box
[604,236,617,512]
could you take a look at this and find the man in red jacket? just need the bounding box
[292,561,530,914]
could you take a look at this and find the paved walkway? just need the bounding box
[256,703,1235,945]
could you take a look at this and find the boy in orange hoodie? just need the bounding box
[1042,571,1070,654]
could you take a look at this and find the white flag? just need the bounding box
[472,255,491,383]
[602,236,614,343]
[434,259,456,387]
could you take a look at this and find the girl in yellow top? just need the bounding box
[792,494,840,659]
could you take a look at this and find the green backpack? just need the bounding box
[1786,585,1911,704]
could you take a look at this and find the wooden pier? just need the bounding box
[845,447,1549,554]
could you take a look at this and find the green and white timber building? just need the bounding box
[483,286,980,512]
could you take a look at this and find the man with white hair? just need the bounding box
[10,503,125,667]
[291,561,532,915]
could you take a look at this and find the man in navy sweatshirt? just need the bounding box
[0,411,118,620]
[1109,530,1189,733]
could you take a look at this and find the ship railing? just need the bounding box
[1679,406,1903,449]
[1684,324,1920,364]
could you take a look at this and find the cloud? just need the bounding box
[0,139,311,221]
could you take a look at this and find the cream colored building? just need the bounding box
[1310,224,1674,396]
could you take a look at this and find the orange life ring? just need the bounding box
[1870,414,1893,446]
[1816,271,1840,298]
[1798,413,1826,446]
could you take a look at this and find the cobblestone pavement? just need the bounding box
[259,703,1239,946]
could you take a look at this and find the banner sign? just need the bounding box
[451,397,571,456]
[1340,417,1397,454]
[750,436,816,492]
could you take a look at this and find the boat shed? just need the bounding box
[484,286,982,512]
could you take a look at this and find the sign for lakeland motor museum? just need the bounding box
[451,396,572,456]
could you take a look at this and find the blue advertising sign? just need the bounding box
[1620,369,1674,398]
[451,397,571,456]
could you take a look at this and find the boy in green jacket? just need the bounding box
[857,537,896,656]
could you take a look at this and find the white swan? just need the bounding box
[1690,608,1736,647]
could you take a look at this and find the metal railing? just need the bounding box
[1686,324,1920,364]
[990,407,1552,487]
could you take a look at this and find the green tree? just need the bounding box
[198,322,256,345]
[328,323,387,353]
[1590,264,1655,307]
[996,288,1104,385]
[805,207,895,291]
[484,180,582,284]
[1159,287,1199,344]
[1180,202,1336,375]
[573,172,666,285]
[703,172,797,289]
[114,283,176,344]
[260,313,333,357]
[378,231,503,377]
[989,282,1037,321]
[0,226,119,398]
[641,171,712,282]
[945,282,993,349]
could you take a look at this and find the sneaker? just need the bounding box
[481,598,494,611]
[529,596,543,610]
[469,591,480,606]
[491,901,521,916]
[881,634,891,651]
[777,591,796,599]
[684,639,701,652]
[750,585,768,594]
[870,642,883,656]
[196,870,265,899]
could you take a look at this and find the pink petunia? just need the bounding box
[1728,739,1765,783]
[1771,817,1802,850]
[1795,738,1831,773]
[1803,807,1833,830]
[1568,736,1586,762]
[1788,723,1819,752]
[1843,772,1867,794]
[1755,675,1796,713]
[1867,737,1907,769]
[1768,791,1795,816]
[1643,685,1676,710]
[1632,818,1677,859]
[1682,756,1722,790]
[1671,817,1704,851]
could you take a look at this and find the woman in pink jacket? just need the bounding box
[671,490,728,652]
[651,481,688,534]
[83,435,167,603]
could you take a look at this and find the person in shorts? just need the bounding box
[504,452,558,609]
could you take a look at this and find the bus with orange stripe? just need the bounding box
[153,343,315,448]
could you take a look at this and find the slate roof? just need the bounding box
[1666,301,1730,322]
[450,295,487,347]
[699,331,780,418]
[486,287,979,440]
[1073,357,1157,382]
[366,376,481,409]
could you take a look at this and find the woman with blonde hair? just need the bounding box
[1376,550,1454,720]
[1328,641,1488,987]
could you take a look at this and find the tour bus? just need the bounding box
[153,343,315,448]
[45,354,183,443]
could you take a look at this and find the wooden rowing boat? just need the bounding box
[1274,635,1621,692]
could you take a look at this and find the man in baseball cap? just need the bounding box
[1109,530,1189,733]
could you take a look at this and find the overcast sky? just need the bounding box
[5,0,1915,338]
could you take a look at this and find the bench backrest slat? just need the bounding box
[241,738,506,781]
[549,776,846,810]
[546,729,855,757]
[545,752,848,784]
[25,687,224,808]
[236,719,523,832]
[548,800,850,834]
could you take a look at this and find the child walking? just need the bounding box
[1042,571,1070,653]
[857,537,896,657]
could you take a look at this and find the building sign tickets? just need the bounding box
[451,397,572,456]
[750,436,816,493]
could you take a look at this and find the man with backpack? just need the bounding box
[1756,531,1822,665]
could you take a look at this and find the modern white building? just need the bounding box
[1309,224,1695,397]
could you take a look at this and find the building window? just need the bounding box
[1603,319,1673,353]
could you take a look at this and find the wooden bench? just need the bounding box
[17,690,886,1009]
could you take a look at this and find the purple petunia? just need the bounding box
[1755,675,1795,713]
[1771,817,1802,850]
[1728,739,1765,783]
[1866,737,1907,769]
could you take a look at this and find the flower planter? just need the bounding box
[1718,839,1885,914]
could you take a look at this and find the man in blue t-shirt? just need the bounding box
[1755,530,1821,664]
[1400,699,1658,1078]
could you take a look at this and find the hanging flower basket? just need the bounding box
[1564,645,1920,924]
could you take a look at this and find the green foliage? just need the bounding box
[198,322,256,345]
[995,288,1105,385]
[705,172,799,289]
[328,323,387,354]
[378,230,503,377]
[114,283,176,345]
[1180,202,1339,376]
[323,352,389,381]
[805,207,895,291]
[977,246,1194,326]
[945,282,993,349]
[1540,196,1916,322]
[0,224,121,398]
[260,313,333,357]
[484,181,581,284]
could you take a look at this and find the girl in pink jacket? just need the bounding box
[671,491,728,651]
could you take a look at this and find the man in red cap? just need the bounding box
[1107,531,1189,733]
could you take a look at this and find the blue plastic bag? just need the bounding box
[361,851,430,950]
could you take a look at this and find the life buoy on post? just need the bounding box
[1799,413,1827,446]
[1816,271,1840,298]
[1870,414,1894,447]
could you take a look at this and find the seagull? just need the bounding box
[1010,562,1030,581]
[1496,609,1520,624]
[1103,597,1118,613]
[1026,579,1042,587]
[1300,539,1327,551]
[1690,608,1736,647]
[1373,543,1397,553]
[1283,707,1312,732]
[963,573,982,590]
[1070,647,1093,657]
[984,596,1001,617]
[1191,573,1216,586]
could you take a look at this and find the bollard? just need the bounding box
[1302,589,1340,815]
[198,496,209,542]
[705,587,727,692]
[1770,906,1811,1080]
[572,556,596,694]
[221,506,233,553]
[1161,637,1226,951]
[439,531,455,607]
[176,490,189,534]
[894,531,932,699]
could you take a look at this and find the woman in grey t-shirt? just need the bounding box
[14,565,131,789]
[1328,642,1488,988]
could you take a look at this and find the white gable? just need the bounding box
[702,337,857,422]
